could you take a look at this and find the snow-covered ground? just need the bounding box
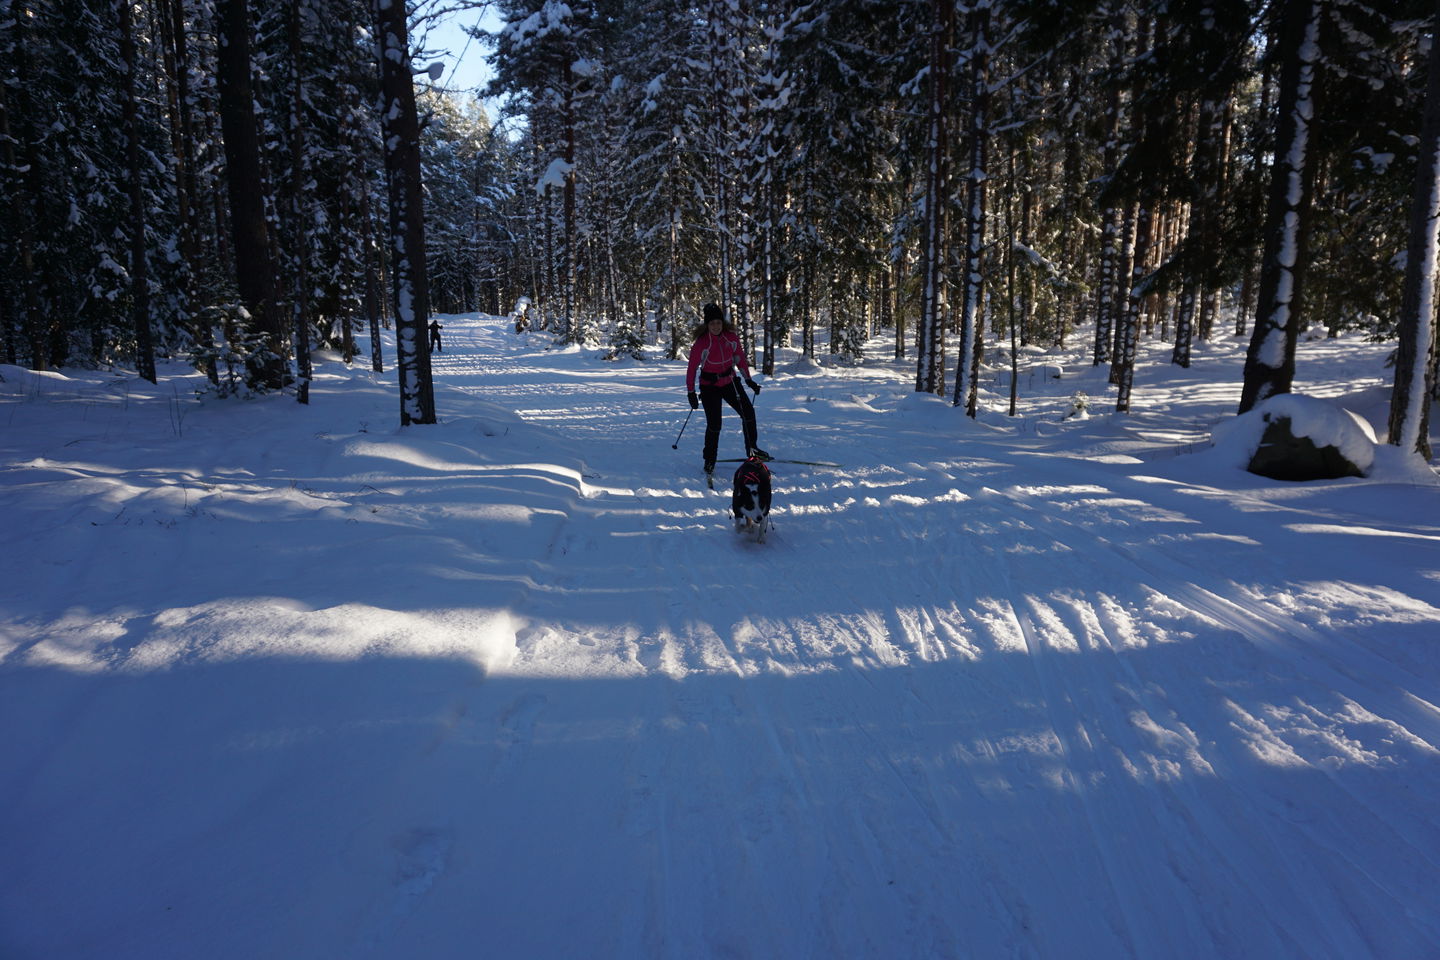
[2,314,1438,959]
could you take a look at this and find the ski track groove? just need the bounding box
[972,468,1440,958]
[435,318,1440,958]
[997,565,1153,957]
[867,454,1435,958]
[979,473,1440,754]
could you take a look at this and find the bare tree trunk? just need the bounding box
[757,24,781,377]
[1180,96,1224,359]
[118,0,157,383]
[0,17,16,366]
[359,175,384,373]
[800,161,816,359]
[1114,202,1151,412]
[561,70,578,342]
[5,5,46,370]
[288,0,313,402]
[216,0,286,389]
[708,0,735,317]
[1172,286,1197,368]
[204,104,232,280]
[1110,202,1137,378]
[1017,147,1034,349]
[915,0,952,394]
[158,0,196,291]
[541,176,555,331]
[1239,0,1321,413]
[1235,51,1273,340]
[731,10,759,357]
[1092,14,1128,367]
[881,260,894,352]
[761,182,776,374]
[891,251,905,360]
[1388,5,1440,459]
[953,3,989,417]
[667,160,682,358]
[1006,150,1019,417]
[373,0,436,425]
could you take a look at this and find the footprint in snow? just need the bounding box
[493,692,548,774]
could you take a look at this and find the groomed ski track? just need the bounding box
[424,314,1440,959]
[3,311,1437,960]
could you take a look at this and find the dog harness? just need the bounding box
[733,456,772,516]
[734,457,770,487]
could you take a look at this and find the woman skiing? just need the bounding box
[686,303,767,476]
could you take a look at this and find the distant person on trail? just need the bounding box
[686,302,766,476]
[429,320,443,352]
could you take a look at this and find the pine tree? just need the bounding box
[914,0,953,395]
[1388,6,1440,459]
[489,0,598,343]
[216,0,287,389]
[118,0,157,382]
[1237,0,1322,413]
[953,2,991,417]
[374,0,437,424]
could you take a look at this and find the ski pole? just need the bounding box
[671,408,694,449]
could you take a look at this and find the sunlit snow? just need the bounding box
[2,315,1438,959]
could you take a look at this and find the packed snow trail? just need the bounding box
[431,315,1440,958]
[1,312,1438,959]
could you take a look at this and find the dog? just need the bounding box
[731,456,773,542]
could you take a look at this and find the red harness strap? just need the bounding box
[735,458,770,485]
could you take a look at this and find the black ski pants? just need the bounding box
[700,379,757,464]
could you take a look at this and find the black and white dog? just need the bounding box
[731,456,773,542]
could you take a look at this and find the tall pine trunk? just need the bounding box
[561,69,578,343]
[757,24,782,377]
[374,0,436,425]
[0,23,13,366]
[6,5,46,370]
[1238,0,1321,413]
[288,0,313,403]
[216,0,286,389]
[915,0,952,394]
[119,0,156,382]
[359,174,384,373]
[157,0,196,306]
[1176,97,1226,365]
[1113,203,1151,412]
[953,4,989,418]
[667,148,682,359]
[708,0,734,317]
[1387,5,1440,459]
[1092,14,1129,367]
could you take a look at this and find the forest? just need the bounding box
[1,0,1436,449]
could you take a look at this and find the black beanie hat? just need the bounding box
[703,303,723,324]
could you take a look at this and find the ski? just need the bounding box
[712,457,842,468]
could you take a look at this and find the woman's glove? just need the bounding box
[746,379,761,396]
[688,391,699,410]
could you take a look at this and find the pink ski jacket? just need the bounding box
[686,330,751,392]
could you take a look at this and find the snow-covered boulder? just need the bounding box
[778,355,826,377]
[1211,393,1376,481]
[995,362,1063,386]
